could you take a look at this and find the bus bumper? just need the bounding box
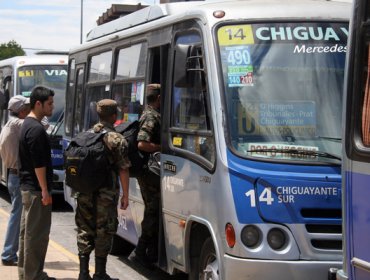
[223,254,342,280]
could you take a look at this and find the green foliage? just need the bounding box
[0,40,25,60]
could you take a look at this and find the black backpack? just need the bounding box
[64,130,111,193]
[116,120,149,178]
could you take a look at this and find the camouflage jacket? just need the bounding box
[93,121,131,170]
[137,105,160,145]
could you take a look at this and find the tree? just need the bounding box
[0,40,25,60]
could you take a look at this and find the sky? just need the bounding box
[0,0,155,54]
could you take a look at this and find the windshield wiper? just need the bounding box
[247,148,341,161]
[278,135,342,143]
[317,136,342,142]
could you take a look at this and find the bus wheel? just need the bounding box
[199,237,219,280]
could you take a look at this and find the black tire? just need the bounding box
[189,237,219,280]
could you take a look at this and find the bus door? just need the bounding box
[63,61,85,207]
[65,61,86,138]
[161,22,216,271]
[112,34,171,254]
[342,1,370,279]
[145,42,170,269]
[112,41,148,245]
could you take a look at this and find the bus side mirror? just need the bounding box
[174,44,206,90]
[174,44,191,87]
[174,44,200,88]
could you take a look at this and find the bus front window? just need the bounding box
[17,65,68,128]
[218,22,348,163]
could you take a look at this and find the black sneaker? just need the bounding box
[2,259,17,266]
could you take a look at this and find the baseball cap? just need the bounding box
[96,99,120,117]
[8,95,30,113]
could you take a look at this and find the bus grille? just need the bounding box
[305,224,342,234]
[310,239,342,250]
[289,208,343,256]
[301,208,341,219]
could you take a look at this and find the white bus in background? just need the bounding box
[64,1,350,279]
[0,52,68,193]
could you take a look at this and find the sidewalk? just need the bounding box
[0,208,82,280]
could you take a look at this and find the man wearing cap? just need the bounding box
[75,99,130,280]
[0,95,30,266]
[129,84,161,268]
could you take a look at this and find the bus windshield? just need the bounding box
[218,22,348,163]
[17,65,68,125]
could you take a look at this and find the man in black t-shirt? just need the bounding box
[18,86,56,280]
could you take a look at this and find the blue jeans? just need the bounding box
[1,173,22,262]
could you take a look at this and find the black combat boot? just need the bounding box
[128,239,154,270]
[132,239,147,260]
[78,254,92,280]
[92,256,118,280]
[147,242,158,264]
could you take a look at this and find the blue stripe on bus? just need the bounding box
[227,150,341,224]
[345,171,370,280]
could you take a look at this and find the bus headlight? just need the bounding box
[267,228,287,250]
[241,225,261,248]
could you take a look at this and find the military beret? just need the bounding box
[96,99,119,116]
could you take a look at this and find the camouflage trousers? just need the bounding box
[136,170,160,259]
[75,185,119,258]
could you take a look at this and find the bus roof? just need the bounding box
[83,0,350,44]
[0,54,68,68]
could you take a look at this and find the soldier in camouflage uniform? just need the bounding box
[129,84,161,269]
[75,99,130,280]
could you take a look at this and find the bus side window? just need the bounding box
[112,42,147,124]
[84,88,110,129]
[65,59,75,136]
[170,31,215,166]
[74,67,84,135]
[112,82,143,124]
[84,51,113,130]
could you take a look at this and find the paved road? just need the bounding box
[0,186,187,280]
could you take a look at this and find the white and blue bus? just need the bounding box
[337,1,370,280]
[64,1,350,279]
[0,52,68,193]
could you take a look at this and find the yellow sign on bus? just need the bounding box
[218,25,255,46]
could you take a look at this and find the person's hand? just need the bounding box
[42,189,52,206]
[120,195,129,210]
